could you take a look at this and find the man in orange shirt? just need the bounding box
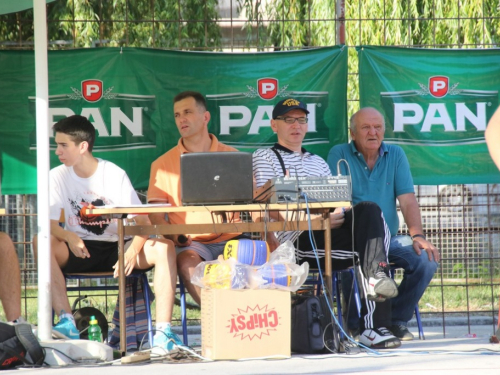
[148,91,246,305]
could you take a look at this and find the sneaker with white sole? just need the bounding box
[348,327,361,341]
[390,324,414,341]
[53,317,80,340]
[367,262,398,302]
[151,326,185,356]
[359,327,401,349]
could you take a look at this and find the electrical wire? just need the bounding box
[300,186,500,358]
[339,159,358,339]
[301,192,383,356]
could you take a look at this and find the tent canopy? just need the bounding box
[0,0,56,15]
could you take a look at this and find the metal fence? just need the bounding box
[1,0,499,329]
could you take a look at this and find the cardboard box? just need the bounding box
[201,289,291,360]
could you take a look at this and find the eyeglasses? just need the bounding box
[275,117,308,124]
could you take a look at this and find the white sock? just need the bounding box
[60,312,76,326]
[155,322,171,335]
[9,316,25,324]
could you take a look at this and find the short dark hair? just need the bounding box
[173,91,207,111]
[52,115,96,152]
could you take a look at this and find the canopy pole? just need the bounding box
[34,0,52,341]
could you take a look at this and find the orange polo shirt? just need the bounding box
[147,134,242,244]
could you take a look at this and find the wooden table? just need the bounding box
[89,201,349,354]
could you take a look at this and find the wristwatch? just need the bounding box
[411,234,426,241]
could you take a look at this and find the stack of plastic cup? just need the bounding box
[260,264,292,287]
[223,239,269,266]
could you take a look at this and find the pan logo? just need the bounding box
[206,80,329,148]
[257,78,279,100]
[82,80,103,102]
[28,79,157,151]
[380,78,498,145]
[428,76,449,98]
[227,304,280,340]
[68,80,118,103]
[415,76,462,98]
[244,77,290,100]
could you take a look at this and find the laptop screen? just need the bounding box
[180,152,253,206]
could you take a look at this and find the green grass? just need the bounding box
[1,289,201,326]
[2,280,498,325]
[399,278,500,314]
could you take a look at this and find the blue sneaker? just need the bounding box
[53,317,80,340]
[152,326,184,354]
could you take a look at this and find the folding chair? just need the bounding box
[178,278,188,345]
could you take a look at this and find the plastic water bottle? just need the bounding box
[88,315,103,342]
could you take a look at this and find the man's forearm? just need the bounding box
[400,197,424,236]
[148,212,169,225]
[148,212,179,241]
[50,220,70,242]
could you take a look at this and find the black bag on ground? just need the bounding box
[291,295,324,353]
[0,323,45,369]
[317,294,340,353]
[292,294,340,354]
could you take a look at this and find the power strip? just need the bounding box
[121,351,151,364]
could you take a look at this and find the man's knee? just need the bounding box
[354,201,382,214]
[394,245,438,278]
[0,233,15,257]
[144,238,174,262]
[177,250,202,276]
[419,251,438,275]
[0,232,13,246]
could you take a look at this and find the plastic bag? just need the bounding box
[191,256,248,290]
[191,240,309,292]
[250,261,309,292]
[268,240,296,264]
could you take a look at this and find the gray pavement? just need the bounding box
[6,320,500,374]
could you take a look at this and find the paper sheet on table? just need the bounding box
[87,203,172,218]
[100,203,171,208]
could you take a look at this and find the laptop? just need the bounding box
[180,152,253,205]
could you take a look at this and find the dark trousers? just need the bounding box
[295,201,392,330]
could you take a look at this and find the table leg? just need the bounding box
[323,215,333,297]
[118,219,126,355]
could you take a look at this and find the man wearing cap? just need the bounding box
[148,91,248,306]
[327,107,439,341]
[253,98,401,349]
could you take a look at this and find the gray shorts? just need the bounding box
[175,235,251,261]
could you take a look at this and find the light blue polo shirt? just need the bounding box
[327,142,414,236]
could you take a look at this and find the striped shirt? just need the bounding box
[252,143,331,243]
[253,143,331,188]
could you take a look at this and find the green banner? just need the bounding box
[357,46,500,185]
[0,47,347,194]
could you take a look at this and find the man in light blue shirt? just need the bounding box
[327,107,439,341]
